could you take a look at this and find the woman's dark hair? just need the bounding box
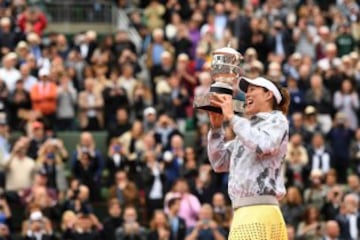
[267,80,290,115]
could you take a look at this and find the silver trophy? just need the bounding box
[194,45,245,114]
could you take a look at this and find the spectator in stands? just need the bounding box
[307,132,333,176]
[107,107,131,144]
[119,120,144,162]
[71,131,104,175]
[163,135,185,190]
[193,164,217,204]
[62,213,101,240]
[113,30,137,57]
[303,106,323,137]
[115,205,148,240]
[281,187,305,229]
[142,150,166,218]
[143,0,165,31]
[0,223,11,240]
[327,112,354,183]
[0,17,18,57]
[297,206,324,240]
[304,169,327,211]
[185,203,226,240]
[148,210,171,239]
[19,63,37,92]
[146,28,174,84]
[166,196,186,240]
[17,6,47,35]
[335,193,360,240]
[335,23,355,57]
[118,62,138,105]
[345,174,360,198]
[143,107,157,133]
[103,70,129,127]
[153,51,174,86]
[71,147,101,201]
[333,79,359,130]
[350,128,360,174]
[27,121,47,160]
[36,139,68,196]
[7,78,33,131]
[109,170,139,207]
[101,198,123,240]
[3,137,35,198]
[20,169,57,212]
[166,73,190,132]
[21,203,54,239]
[285,133,308,189]
[106,138,129,186]
[321,185,343,221]
[304,74,333,133]
[132,82,153,120]
[267,19,292,63]
[182,147,199,182]
[78,78,104,131]
[166,178,201,229]
[56,72,77,131]
[211,192,231,233]
[29,68,57,128]
[321,220,340,240]
[0,53,20,92]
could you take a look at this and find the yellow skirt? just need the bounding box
[228,205,287,240]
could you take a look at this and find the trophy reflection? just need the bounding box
[194,46,245,114]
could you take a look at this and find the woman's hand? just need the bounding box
[210,93,234,121]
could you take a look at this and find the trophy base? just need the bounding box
[196,105,223,114]
[193,93,245,114]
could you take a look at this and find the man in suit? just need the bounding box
[167,196,186,240]
[335,193,360,240]
[321,220,340,240]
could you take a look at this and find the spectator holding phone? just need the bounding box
[115,205,148,240]
[185,204,226,240]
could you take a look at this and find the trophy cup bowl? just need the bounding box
[194,46,245,114]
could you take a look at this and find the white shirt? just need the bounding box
[23,75,38,92]
[0,67,21,92]
[86,94,96,117]
[347,213,358,240]
[149,164,163,199]
[312,147,330,173]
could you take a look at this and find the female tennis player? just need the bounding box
[208,76,290,239]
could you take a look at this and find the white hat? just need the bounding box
[39,68,50,77]
[30,211,43,221]
[239,76,282,104]
[143,107,156,116]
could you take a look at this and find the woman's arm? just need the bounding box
[207,128,234,173]
[230,114,288,155]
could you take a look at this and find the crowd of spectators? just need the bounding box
[0,0,358,239]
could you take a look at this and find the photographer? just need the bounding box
[36,139,68,198]
[62,184,102,231]
[185,204,226,240]
[106,139,129,187]
[321,185,343,221]
[115,205,148,240]
[21,203,54,240]
[62,213,101,240]
[72,147,101,201]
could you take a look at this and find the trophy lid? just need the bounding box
[212,47,242,56]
